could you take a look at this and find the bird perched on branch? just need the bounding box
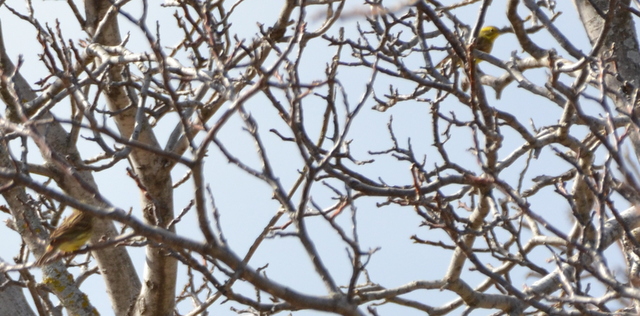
[35,209,93,266]
[438,26,502,69]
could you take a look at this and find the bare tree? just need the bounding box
[1,0,640,315]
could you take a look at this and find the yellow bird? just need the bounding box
[473,26,500,62]
[438,26,502,68]
[35,210,94,266]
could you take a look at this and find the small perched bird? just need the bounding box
[473,26,500,62]
[35,209,94,266]
[438,26,502,68]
